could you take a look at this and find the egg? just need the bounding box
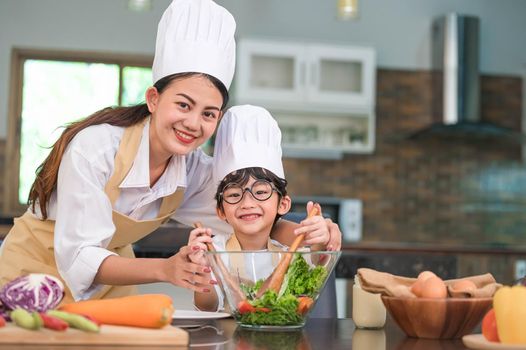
[420,276,447,299]
[451,279,477,292]
[410,270,438,297]
[410,280,424,297]
[417,270,437,282]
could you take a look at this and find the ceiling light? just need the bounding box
[128,0,152,12]
[337,0,359,20]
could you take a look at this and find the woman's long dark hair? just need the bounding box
[29,72,228,219]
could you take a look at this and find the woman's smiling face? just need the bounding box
[147,75,223,158]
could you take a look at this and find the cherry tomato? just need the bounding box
[237,300,256,314]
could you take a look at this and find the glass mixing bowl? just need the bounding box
[206,250,341,330]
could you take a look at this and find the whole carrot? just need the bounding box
[59,294,173,329]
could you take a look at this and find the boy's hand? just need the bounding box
[294,202,330,247]
[188,227,213,265]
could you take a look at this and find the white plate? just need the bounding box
[463,334,526,350]
[172,309,231,320]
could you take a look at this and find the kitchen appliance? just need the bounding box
[410,13,525,142]
[289,196,362,242]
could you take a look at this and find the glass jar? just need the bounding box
[352,275,386,329]
[352,329,386,350]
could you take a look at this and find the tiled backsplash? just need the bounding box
[0,69,522,247]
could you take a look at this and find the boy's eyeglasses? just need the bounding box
[220,180,281,205]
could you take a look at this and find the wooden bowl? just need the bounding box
[381,296,492,339]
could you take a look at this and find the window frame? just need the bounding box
[3,48,152,216]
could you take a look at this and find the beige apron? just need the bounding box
[0,120,184,303]
[224,234,282,280]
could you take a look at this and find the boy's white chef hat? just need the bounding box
[152,0,236,89]
[213,105,284,186]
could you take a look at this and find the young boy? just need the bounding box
[188,105,331,311]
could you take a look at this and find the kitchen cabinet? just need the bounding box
[234,38,376,157]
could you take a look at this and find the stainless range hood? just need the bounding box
[409,13,524,142]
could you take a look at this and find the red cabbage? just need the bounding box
[0,274,64,312]
[0,301,9,321]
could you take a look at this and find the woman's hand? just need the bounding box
[163,245,216,293]
[325,217,342,251]
[187,227,213,265]
[294,202,330,247]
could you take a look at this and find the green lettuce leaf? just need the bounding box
[283,254,327,297]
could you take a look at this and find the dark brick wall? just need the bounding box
[284,69,524,246]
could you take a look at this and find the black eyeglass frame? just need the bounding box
[219,179,282,205]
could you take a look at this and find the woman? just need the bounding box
[0,0,341,303]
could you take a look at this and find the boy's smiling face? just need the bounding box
[217,176,291,249]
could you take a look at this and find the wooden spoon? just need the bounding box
[255,206,320,298]
[193,222,245,302]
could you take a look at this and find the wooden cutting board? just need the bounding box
[0,323,188,346]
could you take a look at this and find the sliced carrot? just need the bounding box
[59,294,173,329]
[297,296,314,315]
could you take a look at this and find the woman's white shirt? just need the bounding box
[31,121,231,300]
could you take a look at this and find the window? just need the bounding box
[4,49,152,215]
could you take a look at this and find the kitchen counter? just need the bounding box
[343,241,526,255]
[176,316,472,349]
[0,316,474,349]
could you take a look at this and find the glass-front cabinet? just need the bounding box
[234,38,376,157]
[306,44,375,110]
[236,40,306,106]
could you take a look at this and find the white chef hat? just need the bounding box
[152,0,236,89]
[213,105,284,186]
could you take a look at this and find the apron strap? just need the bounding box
[225,234,284,252]
[104,119,147,206]
[159,189,185,217]
[103,117,179,220]
[225,234,283,280]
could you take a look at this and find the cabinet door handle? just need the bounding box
[311,63,318,87]
[300,61,306,87]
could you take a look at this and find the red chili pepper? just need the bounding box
[39,313,68,331]
[0,315,6,327]
[80,314,101,326]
